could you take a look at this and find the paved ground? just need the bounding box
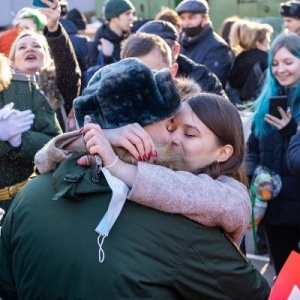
[245,229,275,288]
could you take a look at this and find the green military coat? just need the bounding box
[0,77,62,189]
[0,154,270,300]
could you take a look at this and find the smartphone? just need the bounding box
[269,96,288,119]
[33,0,53,8]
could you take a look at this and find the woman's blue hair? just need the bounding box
[252,32,300,138]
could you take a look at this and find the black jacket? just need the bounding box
[176,54,228,99]
[44,24,81,116]
[286,126,300,175]
[180,25,233,87]
[228,49,268,102]
[60,18,91,73]
[247,116,300,225]
[88,23,130,68]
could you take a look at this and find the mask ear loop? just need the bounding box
[97,235,106,263]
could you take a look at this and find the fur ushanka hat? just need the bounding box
[73,58,181,129]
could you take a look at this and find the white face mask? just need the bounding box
[95,167,129,263]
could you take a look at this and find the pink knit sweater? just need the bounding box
[128,163,251,245]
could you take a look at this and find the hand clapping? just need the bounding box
[0,106,35,147]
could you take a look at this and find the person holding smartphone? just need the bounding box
[8,0,81,132]
[246,32,300,276]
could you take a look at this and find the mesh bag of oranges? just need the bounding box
[250,166,282,228]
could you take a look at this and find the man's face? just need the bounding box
[137,47,178,78]
[114,9,136,32]
[143,118,173,147]
[282,16,300,33]
[137,48,171,71]
[135,47,177,146]
[179,12,203,28]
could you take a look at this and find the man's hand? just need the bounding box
[0,110,35,142]
[99,38,114,57]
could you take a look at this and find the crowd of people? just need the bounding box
[1,0,300,298]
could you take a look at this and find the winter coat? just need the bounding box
[0,75,62,190]
[129,163,250,244]
[33,130,250,245]
[87,22,130,68]
[227,49,268,102]
[43,24,81,118]
[60,18,91,73]
[0,153,270,300]
[286,126,300,175]
[180,25,233,87]
[176,53,228,99]
[83,23,130,87]
[246,113,300,225]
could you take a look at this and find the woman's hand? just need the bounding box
[78,123,138,187]
[104,123,157,161]
[39,0,60,32]
[0,110,35,142]
[79,123,117,167]
[265,107,292,130]
[0,103,17,120]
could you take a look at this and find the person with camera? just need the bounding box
[246,32,300,275]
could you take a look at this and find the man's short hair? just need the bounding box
[280,0,300,19]
[121,32,172,67]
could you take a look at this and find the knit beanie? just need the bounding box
[17,8,47,31]
[176,0,209,15]
[73,58,181,129]
[103,0,135,20]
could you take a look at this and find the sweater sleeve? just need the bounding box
[128,163,251,244]
[44,24,81,115]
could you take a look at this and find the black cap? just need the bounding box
[137,20,179,41]
[175,0,209,15]
[280,1,300,18]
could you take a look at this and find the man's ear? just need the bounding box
[172,42,181,61]
[217,144,234,163]
[201,14,210,27]
[171,63,178,77]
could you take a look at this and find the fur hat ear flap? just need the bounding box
[73,58,181,129]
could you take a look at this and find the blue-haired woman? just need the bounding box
[247,32,300,275]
